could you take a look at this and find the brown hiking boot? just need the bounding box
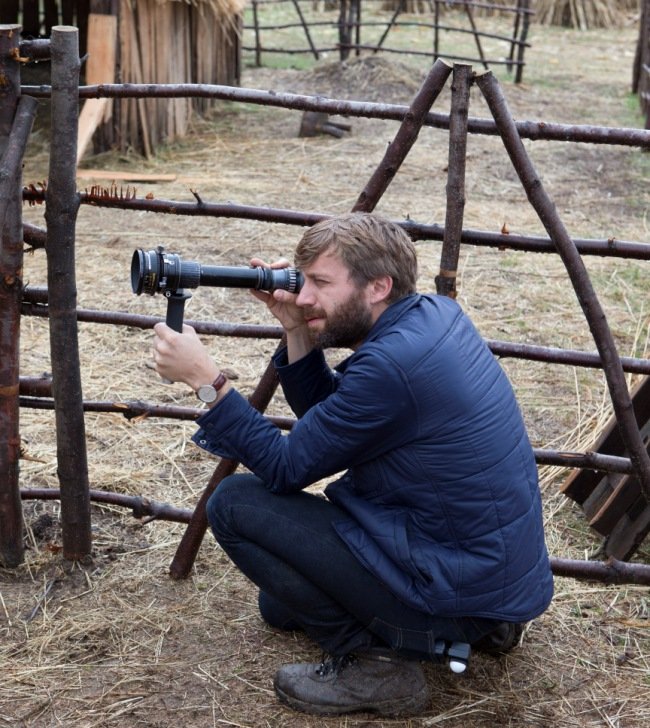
[273,649,429,717]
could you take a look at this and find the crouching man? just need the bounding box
[152,212,553,717]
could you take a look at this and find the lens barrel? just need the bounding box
[131,248,303,295]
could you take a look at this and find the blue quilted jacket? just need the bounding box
[194,294,553,621]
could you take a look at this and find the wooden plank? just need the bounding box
[136,0,155,154]
[118,0,133,152]
[177,3,192,138]
[605,498,650,560]
[587,419,650,534]
[561,375,650,558]
[157,1,172,138]
[77,98,110,163]
[77,14,117,162]
[85,14,117,84]
[582,471,623,522]
[590,474,642,535]
[561,376,650,503]
[76,169,177,182]
[180,3,192,136]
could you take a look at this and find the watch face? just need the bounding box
[197,384,217,403]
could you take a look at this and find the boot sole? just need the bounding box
[274,684,430,717]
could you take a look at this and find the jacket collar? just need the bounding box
[334,293,422,373]
[366,293,422,342]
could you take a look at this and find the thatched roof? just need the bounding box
[160,0,246,14]
[535,0,638,29]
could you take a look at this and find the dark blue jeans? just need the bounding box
[206,473,503,659]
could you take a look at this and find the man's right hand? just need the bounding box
[249,257,313,364]
[249,257,306,333]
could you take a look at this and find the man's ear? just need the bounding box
[368,275,393,305]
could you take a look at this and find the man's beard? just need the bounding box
[306,289,374,349]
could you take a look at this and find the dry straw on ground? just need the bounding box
[2,16,649,728]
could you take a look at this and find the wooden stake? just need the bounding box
[45,26,92,561]
[436,63,471,298]
[0,24,28,568]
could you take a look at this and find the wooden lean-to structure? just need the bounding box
[113,0,244,157]
[4,0,244,157]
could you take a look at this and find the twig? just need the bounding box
[25,577,58,623]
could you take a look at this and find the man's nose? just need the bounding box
[295,283,314,307]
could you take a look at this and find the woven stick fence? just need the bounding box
[1,25,650,584]
[245,0,533,82]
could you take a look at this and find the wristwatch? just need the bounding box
[196,372,227,404]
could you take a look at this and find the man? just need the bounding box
[152,212,553,717]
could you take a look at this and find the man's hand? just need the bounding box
[249,257,313,364]
[153,323,221,391]
[249,257,306,333]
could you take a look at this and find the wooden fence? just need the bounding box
[244,0,533,82]
[1,24,650,585]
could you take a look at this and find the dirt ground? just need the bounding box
[2,14,649,728]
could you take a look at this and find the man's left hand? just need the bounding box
[152,323,220,391]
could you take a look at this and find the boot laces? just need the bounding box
[315,653,356,677]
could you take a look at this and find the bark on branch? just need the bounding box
[45,27,92,561]
[20,82,650,147]
[0,95,38,232]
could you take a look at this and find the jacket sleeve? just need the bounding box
[192,346,418,493]
[272,347,340,417]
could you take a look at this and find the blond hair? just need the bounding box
[295,213,418,303]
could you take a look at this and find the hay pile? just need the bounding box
[248,54,427,103]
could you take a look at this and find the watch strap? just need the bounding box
[210,371,228,392]
[196,372,228,403]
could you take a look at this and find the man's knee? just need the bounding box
[206,473,263,539]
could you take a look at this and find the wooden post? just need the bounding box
[433,0,440,61]
[462,2,488,70]
[507,0,523,74]
[353,58,453,212]
[354,0,361,58]
[0,24,26,567]
[514,0,530,84]
[436,64,471,298]
[290,0,319,61]
[633,0,650,125]
[45,26,92,561]
[338,0,351,61]
[373,0,403,56]
[252,0,261,67]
